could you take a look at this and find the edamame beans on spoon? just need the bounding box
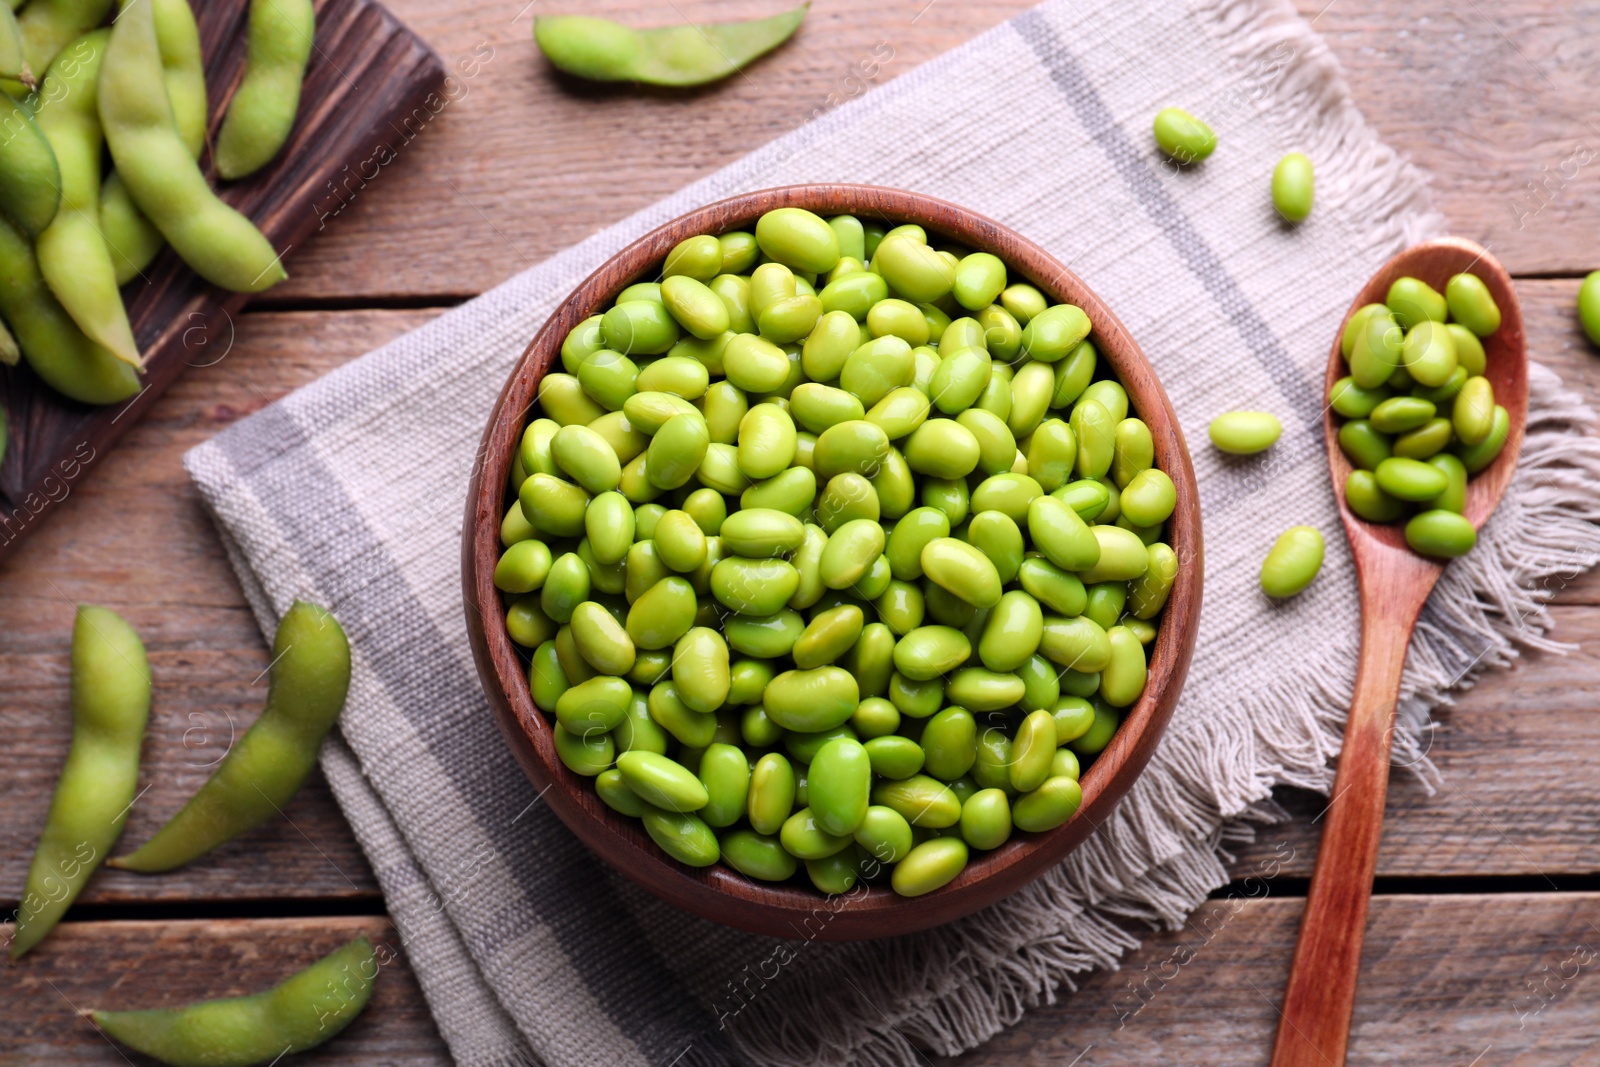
[503,207,1186,898]
[1271,238,1526,1065]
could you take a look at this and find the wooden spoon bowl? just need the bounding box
[462,184,1204,941]
[1272,237,1527,1064]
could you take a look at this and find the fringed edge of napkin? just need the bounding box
[720,3,1600,1063]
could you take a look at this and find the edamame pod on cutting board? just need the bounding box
[216,0,314,179]
[35,30,141,366]
[15,0,113,98]
[0,91,60,235]
[91,937,377,1067]
[111,601,351,873]
[12,606,149,958]
[99,0,287,292]
[534,3,809,87]
[0,211,141,404]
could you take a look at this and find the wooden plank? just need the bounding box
[6,897,1596,1065]
[940,893,1600,1065]
[262,0,1600,305]
[1230,607,1600,880]
[0,0,445,564]
[0,309,433,906]
[2,917,452,1066]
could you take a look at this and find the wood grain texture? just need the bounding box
[260,0,1600,305]
[940,893,1600,1066]
[0,0,445,564]
[0,917,452,1066]
[1272,241,1529,1066]
[465,184,1202,941]
[0,309,432,907]
[3,896,1596,1067]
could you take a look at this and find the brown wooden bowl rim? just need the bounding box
[462,183,1204,941]
[1323,236,1528,553]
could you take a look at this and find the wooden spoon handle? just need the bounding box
[1269,598,1424,1066]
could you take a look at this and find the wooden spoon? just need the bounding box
[1269,237,1528,1066]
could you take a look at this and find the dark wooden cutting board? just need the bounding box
[0,0,443,560]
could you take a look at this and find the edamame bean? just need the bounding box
[1402,319,1458,388]
[1208,411,1282,454]
[808,737,872,835]
[762,666,859,732]
[1009,709,1056,793]
[1100,626,1148,707]
[1405,509,1477,558]
[1387,276,1448,329]
[1375,456,1448,501]
[720,829,797,881]
[977,589,1044,673]
[779,807,854,859]
[1445,272,1501,337]
[1259,526,1324,598]
[1338,420,1393,471]
[890,837,967,896]
[91,938,377,1065]
[1457,404,1509,473]
[873,234,954,304]
[1152,107,1216,162]
[1018,557,1087,616]
[1271,152,1314,221]
[959,789,1012,850]
[112,603,348,872]
[1078,525,1149,584]
[1428,453,1468,514]
[1039,615,1111,672]
[617,750,709,812]
[1452,376,1496,445]
[872,774,960,828]
[642,806,719,866]
[1580,272,1600,347]
[1011,776,1082,832]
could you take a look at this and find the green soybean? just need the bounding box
[1259,526,1324,598]
[1405,509,1477,558]
[1152,107,1216,163]
[1271,152,1314,221]
[215,0,313,179]
[1208,411,1282,454]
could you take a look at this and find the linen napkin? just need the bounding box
[185,0,1600,1063]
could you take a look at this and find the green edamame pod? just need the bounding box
[111,602,350,872]
[100,0,287,292]
[150,0,208,156]
[0,91,60,236]
[0,211,140,404]
[35,31,140,366]
[12,606,149,958]
[91,937,377,1067]
[16,0,112,101]
[533,4,808,87]
[0,6,29,87]
[215,0,314,179]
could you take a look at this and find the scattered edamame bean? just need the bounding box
[1271,152,1314,222]
[1208,410,1281,454]
[1152,107,1216,163]
[1260,526,1324,598]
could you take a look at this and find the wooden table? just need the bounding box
[6,1,1598,1062]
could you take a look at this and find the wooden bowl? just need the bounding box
[462,184,1203,941]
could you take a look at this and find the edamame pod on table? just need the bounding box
[215,0,315,179]
[35,30,140,366]
[100,0,287,292]
[534,4,809,87]
[12,606,149,958]
[91,937,377,1067]
[111,601,351,872]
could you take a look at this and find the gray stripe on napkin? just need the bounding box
[214,406,734,1067]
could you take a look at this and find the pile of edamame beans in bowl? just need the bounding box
[1332,272,1508,558]
[497,207,1181,899]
